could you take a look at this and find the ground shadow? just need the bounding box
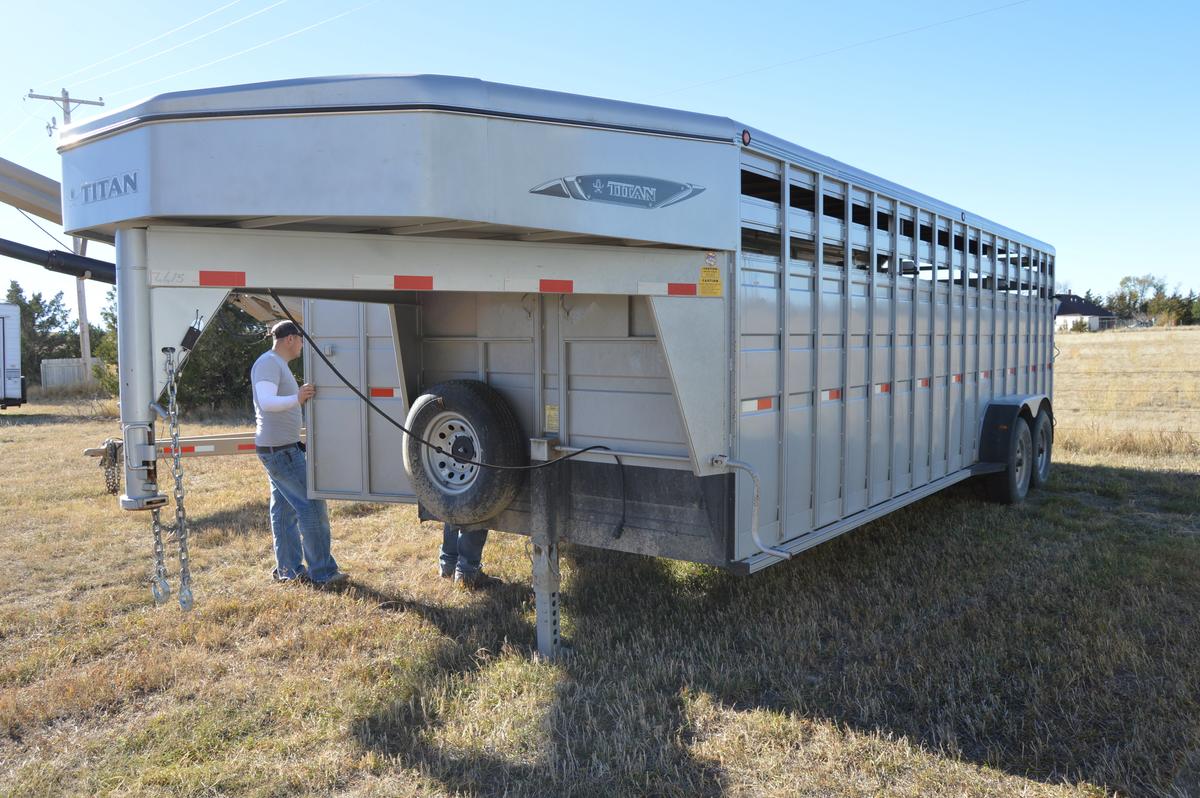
[352,462,1200,797]
[186,499,271,540]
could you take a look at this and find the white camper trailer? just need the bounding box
[58,75,1055,656]
[1,303,24,410]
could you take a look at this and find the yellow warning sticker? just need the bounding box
[544,404,560,433]
[699,264,723,297]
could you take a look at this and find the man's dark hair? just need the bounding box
[271,320,301,340]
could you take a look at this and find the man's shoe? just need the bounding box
[454,570,501,590]
[439,565,455,580]
[272,568,310,584]
[313,571,349,589]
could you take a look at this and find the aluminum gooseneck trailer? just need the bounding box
[58,75,1054,657]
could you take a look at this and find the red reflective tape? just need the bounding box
[1048,363,1053,370]
[539,279,574,293]
[393,275,433,290]
[237,443,257,451]
[1030,365,1037,373]
[163,446,195,454]
[1009,368,1017,375]
[757,397,773,410]
[919,378,930,388]
[667,282,697,296]
[199,270,246,287]
[953,374,963,383]
[982,370,990,378]
[369,387,395,398]
[828,388,842,401]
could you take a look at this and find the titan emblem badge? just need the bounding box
[530,174,705,209]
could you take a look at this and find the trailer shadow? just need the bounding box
[352,462,1200,796]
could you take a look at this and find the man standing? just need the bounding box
[252,320,347,587]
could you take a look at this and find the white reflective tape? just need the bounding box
[637,282,668,296]
[504,278,540,293]
[149,270,200,287]
[193,445,215,453]
[352,274,393,290]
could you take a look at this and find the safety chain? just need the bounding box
[149,508,171,605]
[163,347,194,612]
[99,439,121,495]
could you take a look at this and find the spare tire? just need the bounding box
[402,380,527,526]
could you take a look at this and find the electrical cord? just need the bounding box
[267,289,611,472]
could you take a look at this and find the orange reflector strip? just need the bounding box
[667,283,697,296]
[199,270,246,287]
[394,275,433,290]
[540,279,574,293]
[828,388,842,400]
[877,383,891,393]
[369,387,395,398]
[757,397,773,410]
[237,443,257,451]
[919,378,930,388]
[162,446,195,454]
[953,374,963,383]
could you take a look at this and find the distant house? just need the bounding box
[1054,294,1117,332]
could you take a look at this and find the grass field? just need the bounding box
[1,328,1198,797]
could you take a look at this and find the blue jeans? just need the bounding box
[440,524,489,576]
[257,446,340,583]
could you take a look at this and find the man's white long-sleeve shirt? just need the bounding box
[250,350,302,446]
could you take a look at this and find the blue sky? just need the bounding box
[2,0,1197,324]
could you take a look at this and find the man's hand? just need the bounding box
[298,384,316,405]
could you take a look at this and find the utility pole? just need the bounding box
[27,88,104,383]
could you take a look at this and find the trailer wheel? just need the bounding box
[987,416,1033,505]
[403,380,527,526]
[1029,409,1053,490]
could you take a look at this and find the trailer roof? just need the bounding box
[61,75,1053,253]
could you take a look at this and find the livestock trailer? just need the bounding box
[1,303,25,409]
[57,75,1054,657]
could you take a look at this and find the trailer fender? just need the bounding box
[978,395,1051,465]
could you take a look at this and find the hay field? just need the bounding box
[1,328,1198,797]
[1053,326,1200,457]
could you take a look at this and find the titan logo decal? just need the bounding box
[530,174,705,209]
[69,171,139,205]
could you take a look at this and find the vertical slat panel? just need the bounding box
[810,172,823,527]
[778,163,790,540]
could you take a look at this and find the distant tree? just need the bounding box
[174,303,271,413]
[5,280,81,384]
[1106,274,1166,322]
[92,291,273,411]
[1081,289,1105,308]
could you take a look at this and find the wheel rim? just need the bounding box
[420,411,481,494]
[1015,428,1031,488]
[1035,423,1051,477]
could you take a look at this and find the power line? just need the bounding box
[37,0,247,88]
[645,0,1034,101]
[109,0,380,98]
[75,0,291,88]
[15,208,70,249]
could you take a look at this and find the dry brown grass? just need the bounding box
[1,328,1198,796]
[1053,326,1200,456]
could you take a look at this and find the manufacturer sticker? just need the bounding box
[530,173,705,210]
[544,404,560,433]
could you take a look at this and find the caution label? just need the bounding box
[699,264,723,297]
[544,404,560,433]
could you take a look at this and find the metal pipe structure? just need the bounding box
[713,456,791,560]
[115,227,167,511]
[0,236,116,284]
